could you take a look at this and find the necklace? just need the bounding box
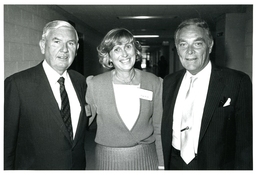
[114,70,136,84]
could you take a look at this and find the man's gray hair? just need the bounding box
[41,20,79,42]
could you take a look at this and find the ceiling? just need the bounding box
[58,5,248,52]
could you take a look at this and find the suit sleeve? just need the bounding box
[234,74,252,169]
[4,77,20,170]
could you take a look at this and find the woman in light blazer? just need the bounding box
[86,28,163,170]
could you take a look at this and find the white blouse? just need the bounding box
[113,83,140,130]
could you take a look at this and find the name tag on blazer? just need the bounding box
[139,88,153,101]
[85,104,92,117]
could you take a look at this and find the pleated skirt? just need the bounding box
[95,143,158,170]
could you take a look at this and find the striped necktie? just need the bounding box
[58,77,73,141]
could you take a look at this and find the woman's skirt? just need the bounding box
[95,142,158,170]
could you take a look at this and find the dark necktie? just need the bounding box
[57,77,73,141]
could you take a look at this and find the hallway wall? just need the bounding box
[215,6,253,80]
[4,5,104,79]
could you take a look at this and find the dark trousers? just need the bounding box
[169,146,198,170]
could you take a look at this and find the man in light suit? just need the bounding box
[4,20,88,170]
[161,18,252,170]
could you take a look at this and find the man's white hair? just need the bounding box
[41,20,79,42]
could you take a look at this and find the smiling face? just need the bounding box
[39,26,79,75]
[176,25,213,75]
[109,37,136,72]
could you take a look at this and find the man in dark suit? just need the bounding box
[161,18,252,170]
[4,20,88,170]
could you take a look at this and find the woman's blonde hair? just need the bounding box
[97,28,142,69]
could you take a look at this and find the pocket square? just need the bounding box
[223,98,231,107]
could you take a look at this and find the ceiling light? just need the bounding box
[134,16,152,19]
[134,35,159,38]
[118,16,177,19]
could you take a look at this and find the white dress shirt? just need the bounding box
[113,83,140,130]
[42,60,81,138]
[172,61,212,154]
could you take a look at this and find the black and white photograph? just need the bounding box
[1,0,254,172]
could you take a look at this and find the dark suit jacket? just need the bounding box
[4,62,88,170]
[161,64,252,170]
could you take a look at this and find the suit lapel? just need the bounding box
[199,66,225,142]
[164,70,186,137]
[35,63,74,143]
[68,71,86,146]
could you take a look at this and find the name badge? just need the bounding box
[139,89,153,101]
[85,104,92,117]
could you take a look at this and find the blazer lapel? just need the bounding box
[36,63,73,143]
[68,71,86,146]
[199,66,225,142]
[164,70,186,137]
